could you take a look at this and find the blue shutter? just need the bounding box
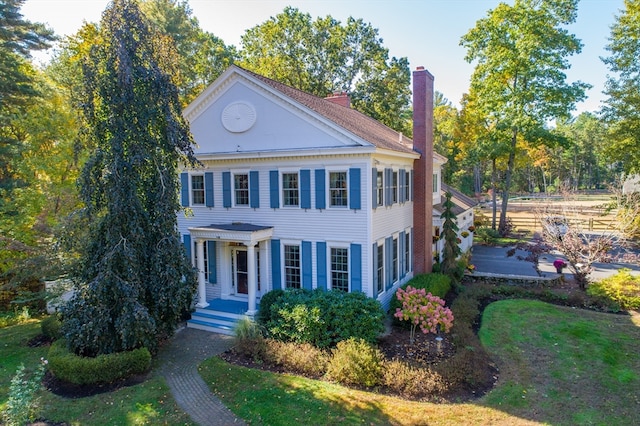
[300,169,311,209]
[205,172,214,207]
[349,168,361,210]
[271,239,281,290]
[207,241,217,283]
[270,170,279,208]
[316,242,327,291]
[183,234,192,263]
[315,169,326,210]
[399,231,406,278]
[250,171,259,208]
[385,237,393,290]
[350,243,362,293]
[372,168,377,209]
[180,173,189,207]
[385,168,392,206]
[222,172,231,208]
[399,169,406,203]
[302,241,312,290]
[372,242,378,294]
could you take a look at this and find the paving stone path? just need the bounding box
[156,327,245,425]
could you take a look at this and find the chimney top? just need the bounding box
[325,92,350,108]
[416,66,425,70]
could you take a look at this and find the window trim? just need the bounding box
[392,170,398,204]
[404,170,411,202]
[376,170,384,207]
[376,242,384,295]
[233,171,250,207]
[191,174,205,206]
[283,243,301,289]
[392,236,398,283]
[329,244,350,292]
[281,171,300,207]
[328,170,348,208]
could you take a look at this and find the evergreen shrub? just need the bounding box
[47,340,151,385]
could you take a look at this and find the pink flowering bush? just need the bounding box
[394,286,454,344]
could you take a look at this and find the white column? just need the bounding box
[246,242,257,316]
[195,239,208,308]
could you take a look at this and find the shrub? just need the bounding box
[394,286,454,344]
[389,273,451,319]
[383,360,447,398]
[3,359,47,426]
[475,227,500,244]
[588,269,640,310]
[263,340,329,377]
[264,289,385,348]
[325,338,384,387]
[41,314,62,341]
[233,317,265,360]
[256,289,285,325]
[47,340,151,385]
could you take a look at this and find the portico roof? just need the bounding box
[188,223,274,243]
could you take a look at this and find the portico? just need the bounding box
[188,223,273,316]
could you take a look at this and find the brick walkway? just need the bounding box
[157,327,245,425]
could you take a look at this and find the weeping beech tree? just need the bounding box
[61,0,197,356]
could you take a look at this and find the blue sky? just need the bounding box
[23,0,625,114]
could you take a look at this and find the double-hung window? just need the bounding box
[329,171,348,207]
[376,171,384,207]
[404,232,411,274]
[191,175,205,205]
[404,171,411,202]
[284,245,301,289]
[331,247,349,292]
[282,172,299,207]
[433,173,439,194]
[234,173,249,206]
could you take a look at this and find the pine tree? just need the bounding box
[440,192,461,277]
[61,0,197,356]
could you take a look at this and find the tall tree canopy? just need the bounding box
[61,0,198,356]
[601,0,640,173]
[239,7,412,135]
[460,0,589,234]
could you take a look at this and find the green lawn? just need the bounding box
[0,320,195,426]
[200,299,640,425]
[3,301,639,425]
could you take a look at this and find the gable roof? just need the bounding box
[228,66,416,155]
[434,183,478,216]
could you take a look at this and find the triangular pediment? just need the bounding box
[183,66,377,156]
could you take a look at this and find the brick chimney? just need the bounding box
[412,66,434,274]
[325,91,350,108]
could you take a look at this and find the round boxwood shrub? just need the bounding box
[41,314,62,341]
[47,340,151,385]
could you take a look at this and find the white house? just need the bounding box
[176,65,474,333]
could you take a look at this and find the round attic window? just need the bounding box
[221,101,256,133]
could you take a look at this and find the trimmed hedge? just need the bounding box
[47,340,151,385]
[41,314,62,341]
[588,269,640,310]
[259,289,385,349]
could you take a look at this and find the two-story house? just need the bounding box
[177,65,473,334]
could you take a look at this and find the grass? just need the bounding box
[200,299,640,425]
[0,321,195,426]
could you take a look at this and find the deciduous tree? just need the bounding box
[460,0,589,235]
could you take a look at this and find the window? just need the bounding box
[376,171,383,206]
[392,237,398,283]
[282,172,299,206]
[376,244,384,295]
[404,232,411,274]
[191,175,204,205]
[433,173,438,193]
[329,171,348,207]
[404,171,411,201]
[392,171,398,203]
[284,245,301,289]
[331,247,349,292]
[234,173,249,205]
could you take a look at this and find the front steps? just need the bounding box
[187,299,252,335]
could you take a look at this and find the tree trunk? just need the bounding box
[499,128,517,235]
[491,157,497,230]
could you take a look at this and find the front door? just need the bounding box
[232,248,248,295]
